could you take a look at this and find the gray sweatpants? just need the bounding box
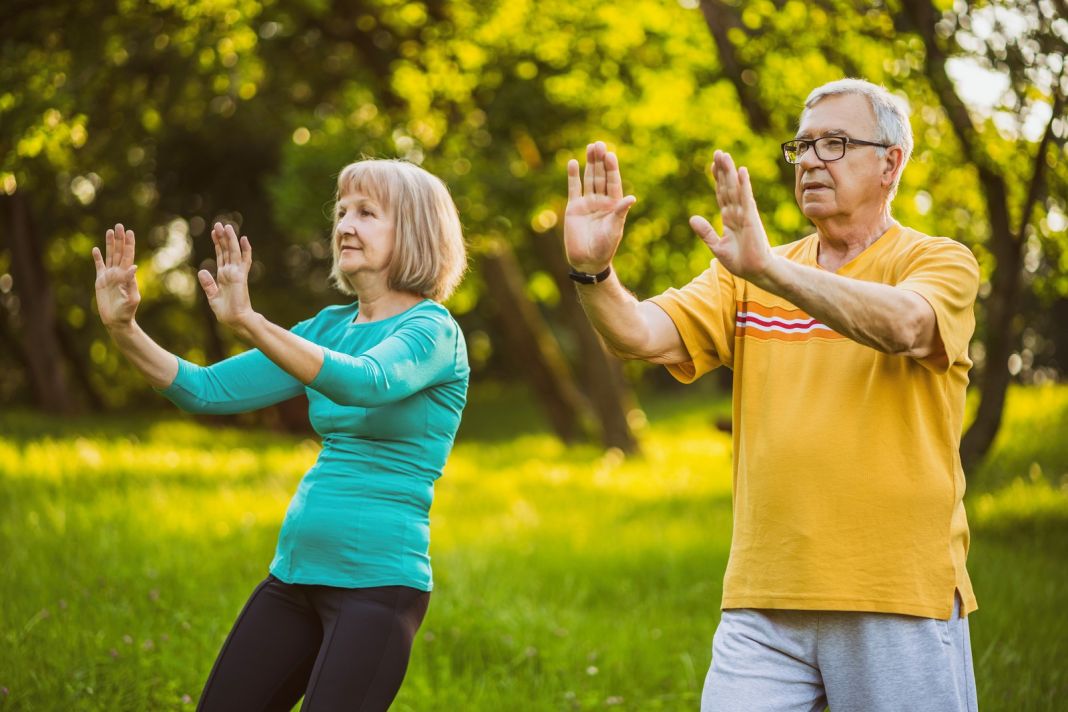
[701,596,977,712]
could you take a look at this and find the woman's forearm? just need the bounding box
[235,312,324,384]
[106,321,180,388]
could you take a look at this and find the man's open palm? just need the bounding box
[563,141,637,274]
[690,150,774,281]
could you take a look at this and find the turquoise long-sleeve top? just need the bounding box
[158,299,469,591]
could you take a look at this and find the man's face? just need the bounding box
[793,93,892,222]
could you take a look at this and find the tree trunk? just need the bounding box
[529,231,640,453]
[0,299,33,399]
[895,0,1056,472]
[698,0,770,133]
[480,240,594,444]
[2,192,76,413]
[958,95,1060,470]
[698,0,794,187]
[55,318,105,411]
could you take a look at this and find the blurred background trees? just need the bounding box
[2,0,1065,469]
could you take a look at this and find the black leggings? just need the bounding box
[197,575,430,712]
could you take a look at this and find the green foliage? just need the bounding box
[1,384,1066,710]
[0,0,1064,406]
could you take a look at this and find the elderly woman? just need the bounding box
[92,159,469,711]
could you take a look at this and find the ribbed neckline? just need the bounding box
[347,298,432,328]
[806,222,902,275]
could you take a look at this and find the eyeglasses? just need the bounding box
[781,136,891,164]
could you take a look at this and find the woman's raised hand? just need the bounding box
[198,222,255,330]
[92,224,142,329]
[563,141,638,274]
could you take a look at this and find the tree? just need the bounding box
[693,0,1067,471]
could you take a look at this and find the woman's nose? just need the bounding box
[337,216,357,235]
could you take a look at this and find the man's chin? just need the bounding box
[800,202,837,220]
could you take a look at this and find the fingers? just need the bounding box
[567,159,581,200]
[583,144,594,196]
[592,141,606,194]
[219,224,249,267]
[92,246,106,274]
[576,141,620,198]
[211,223,226,266]
[738,166,756,209]
[125,265,140,293]
[605,151,624,200]
[104,228,114,267]
[120,226,136,269]
[113,224,125,268]
[110,225,127,268]
[689,215,722,252]
[613,195,637,217]
[224,224,242,264]
[198,269,219,300]
[712,150,740,196]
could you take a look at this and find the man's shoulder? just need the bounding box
[893,225,978,267]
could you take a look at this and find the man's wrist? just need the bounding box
[568,264,612,285]
[749,254,788,293]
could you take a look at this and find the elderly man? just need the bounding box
[563,79,980,711]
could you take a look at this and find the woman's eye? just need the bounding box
[361,209,374,217]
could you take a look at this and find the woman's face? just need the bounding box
[335,189,396,280]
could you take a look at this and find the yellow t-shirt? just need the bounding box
[649,224,980,620]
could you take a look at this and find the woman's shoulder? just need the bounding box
[401,299,460,328]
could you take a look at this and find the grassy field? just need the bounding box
[1,384,1066,711]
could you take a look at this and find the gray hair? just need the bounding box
[803,78,913,202]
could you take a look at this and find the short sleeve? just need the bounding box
[647,259,738,383]
[895,239,980,374]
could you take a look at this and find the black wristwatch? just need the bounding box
[567,265,612,285]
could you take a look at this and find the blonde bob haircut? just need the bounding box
[330,159,467,302]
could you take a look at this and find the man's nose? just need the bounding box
[798,145,825,171]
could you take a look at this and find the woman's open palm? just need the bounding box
[92,224,141,327]
[199,222,254,328]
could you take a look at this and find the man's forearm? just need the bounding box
[575,272,688,364]
[755,256,937,357]
[574,273,653,359]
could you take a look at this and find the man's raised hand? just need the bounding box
[690,150,774,282]
[563,141,637,274]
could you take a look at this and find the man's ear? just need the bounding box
[882,145,906,190]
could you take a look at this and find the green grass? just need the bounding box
[1,384,1066,710]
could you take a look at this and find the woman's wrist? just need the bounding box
[105,319,139,337]
[230,311,263,342]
